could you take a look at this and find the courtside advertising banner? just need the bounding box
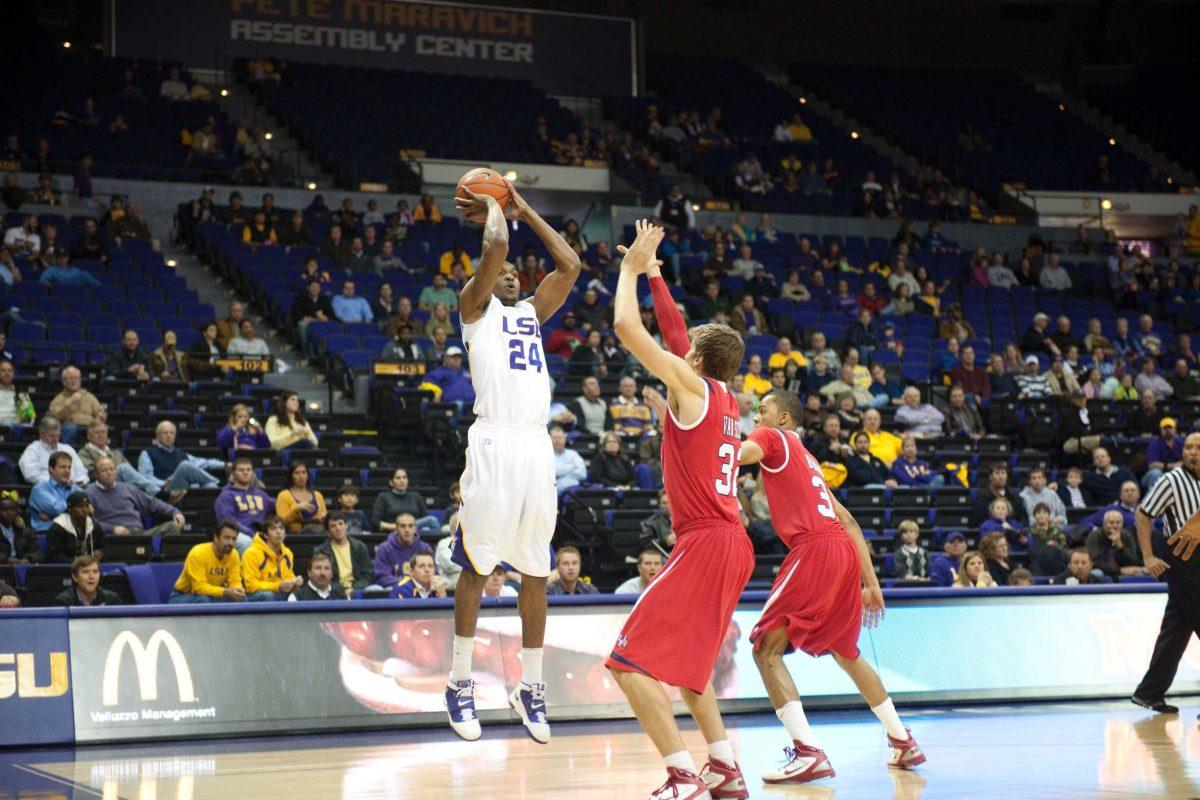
[110,0,637,96]
[0,612,74,746]
[64,589,1200,744]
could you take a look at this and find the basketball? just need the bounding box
[456,167,510,220]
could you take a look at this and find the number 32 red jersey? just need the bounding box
[747,427,844,549]
[662,378,743,531]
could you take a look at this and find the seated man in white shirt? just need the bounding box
[18,416,88,485]
[614,547,663,595]
[159,67,189,101]
[483,564,518,598]
[227,319,271,357]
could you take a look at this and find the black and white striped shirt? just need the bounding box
[1140,466,1200,538]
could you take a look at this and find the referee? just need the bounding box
[1131,431,1200,721]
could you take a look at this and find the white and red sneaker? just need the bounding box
[649,767,712,800]
[887,727,926,770]
[761,741,836,784]
[699,757,749,798]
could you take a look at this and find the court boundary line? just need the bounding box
[13,763,117,799]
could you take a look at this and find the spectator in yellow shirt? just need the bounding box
[169,522,245,603]
[859,408,903,466]
[741,354,772,397]
[242,210,277,246]
[413,193,442,224]
[242,515,300,601]
[767,336,809,370]
[788,114,814,143]
[439,243,473,276]
[1182,204,1200,255]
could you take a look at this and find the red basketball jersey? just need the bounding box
[747,426,845,549]
[662,377,743,531]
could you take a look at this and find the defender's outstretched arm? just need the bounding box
[612,221,705,400]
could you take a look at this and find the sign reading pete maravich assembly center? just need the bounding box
[110,0,637,96]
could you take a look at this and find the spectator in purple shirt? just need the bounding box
[214,457,273,553]
[890,434,946,487]
[372,512,433,588]
[1142,417,1183,492]
[1079,480,1141,530]
[215,404,271,460]
[929,532,967,587]
[830,279,859,316]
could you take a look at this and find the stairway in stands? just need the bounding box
[161,241,358,415]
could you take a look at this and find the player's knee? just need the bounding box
[753,634,786,666]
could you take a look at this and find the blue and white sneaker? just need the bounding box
[445,679,481,741]
[509,682,550,744]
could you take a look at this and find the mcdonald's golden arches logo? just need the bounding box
[102,630,198,707]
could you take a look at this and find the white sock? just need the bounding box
[777,701,820,748]
[664,750,696,773]
[520,647,544,686]
[707,739,735,764]
[450,635,474,683]
[871,697,907,739]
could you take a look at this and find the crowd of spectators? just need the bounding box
[177,186,1200,595]
[6,173,1196,607]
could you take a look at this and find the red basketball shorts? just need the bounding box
[605,522,754,695]
[750,531,862,660]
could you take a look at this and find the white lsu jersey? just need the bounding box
[461,294,551,427]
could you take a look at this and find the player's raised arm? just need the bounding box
[508,180,584,324]
[612,221,705,400]
[617,241,689,357]
[458,189,509,325]
[647,263,691,357]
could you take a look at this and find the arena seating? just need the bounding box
[791,64,1152,192]
[1078,72,1197,177]
[0,40,237,183]
[2,34,1195,604]
[239,59,581,186]
[605,55,908,215]
[2,210,209,362]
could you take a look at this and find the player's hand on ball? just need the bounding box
[862,585,885,628]
[454,186,497,221]
[502,178,529,221]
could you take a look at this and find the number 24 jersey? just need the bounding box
[461,295,551,428]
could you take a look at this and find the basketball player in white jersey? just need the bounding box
[444,181,581,744]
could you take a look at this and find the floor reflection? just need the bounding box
[5,701,1199,800]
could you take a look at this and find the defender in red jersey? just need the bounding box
[606,221,754,800]
[740,391,924,785]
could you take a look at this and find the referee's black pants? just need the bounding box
[1134,567,1200,702]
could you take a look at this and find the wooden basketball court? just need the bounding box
[5,701,1199,799]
